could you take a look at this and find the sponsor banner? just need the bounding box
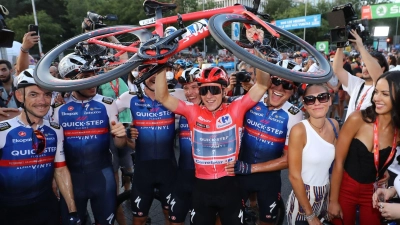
[362,4,400,19]
[274,14,321,30]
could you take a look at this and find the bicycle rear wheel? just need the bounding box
[208,14,332,84]
[34,26,152,91]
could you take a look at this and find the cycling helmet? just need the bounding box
[179,67,201,84]
[58,53,97,79]
[196,67,228,87]
[164,26,178,42]
[17,69,36,89]
[174,59,186,68]
[276,60,301,86]
[185,61,193,68]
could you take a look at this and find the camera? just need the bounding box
[0,5,15,48]
[327,3,369,48]
[82,11,118,31]
[235,69,252,83]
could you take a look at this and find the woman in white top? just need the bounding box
[287,84,339,225]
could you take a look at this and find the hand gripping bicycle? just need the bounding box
[34,0,332,92]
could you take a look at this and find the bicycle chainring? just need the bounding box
[137,36,178,60]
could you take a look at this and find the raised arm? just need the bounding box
[16,32,39,74]
[349,30,383,84]
[247,51,270,102]
[155,68,180,112]
[333,48,349,87]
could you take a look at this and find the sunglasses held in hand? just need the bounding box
[32,130,46,155]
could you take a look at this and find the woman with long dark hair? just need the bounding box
[328,71,400,225]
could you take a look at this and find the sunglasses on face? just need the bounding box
[32,130,46,155]
[303,92,330,105]
[199,86,222,96]
[271,77,295,90]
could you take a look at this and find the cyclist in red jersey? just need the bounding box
[155,55,270,225]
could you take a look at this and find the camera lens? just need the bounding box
[337,29,346,40]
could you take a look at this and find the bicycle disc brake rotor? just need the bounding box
[137,36,178,60]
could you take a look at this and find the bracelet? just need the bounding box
[388,186,399,198]
[20,47,29,53]
[305,212,315,221]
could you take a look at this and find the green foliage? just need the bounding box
[7,10,64,53]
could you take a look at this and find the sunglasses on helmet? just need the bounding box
[32,130,46,155]
[303,92,330,105]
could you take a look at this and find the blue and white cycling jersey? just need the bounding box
[239,95,303,164]
[117,92,176,162]
[51,94,119,173]
[0,117,65,206]
[178,116,194,170]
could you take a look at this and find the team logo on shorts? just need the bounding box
[216,114,232,128]
[171,216,176,220]
[138,212,143,216]
[18,131,26,137]
[68,106,74,111]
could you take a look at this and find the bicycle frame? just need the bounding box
[86,4,280,64]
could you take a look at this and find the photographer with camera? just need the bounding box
[225,61,255,96]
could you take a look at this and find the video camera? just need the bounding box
[327,3,369,48]
[0,5,15,48]
[82,11,118,31]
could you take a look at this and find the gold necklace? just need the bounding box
[308,118,326,133]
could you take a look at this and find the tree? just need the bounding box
[7,10,64,54]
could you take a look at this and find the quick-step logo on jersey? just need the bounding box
[193,127,236,165]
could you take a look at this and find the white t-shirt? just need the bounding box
[307,63,319,73]
[342,72,373,121]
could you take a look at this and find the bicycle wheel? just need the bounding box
[34,26,152,91]
[208,14,332,84]
[116,190,166,225]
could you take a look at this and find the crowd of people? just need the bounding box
[2,18,400,225]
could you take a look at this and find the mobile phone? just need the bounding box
[28,24,39,36]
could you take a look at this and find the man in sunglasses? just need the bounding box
[53,53,128,225]
[226,60,303,225]
[0,69,80,225]
[155,60,270,224]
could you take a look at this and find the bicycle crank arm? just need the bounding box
[133,63,172,85]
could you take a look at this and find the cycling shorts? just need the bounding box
[168,169,195,223]
[60,166,117,225]
[239,171,281,223]
[191,176,244,225]
[131,159,177,217]
[0,192,59,225]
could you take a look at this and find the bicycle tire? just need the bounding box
[34,26,152,92]
[208,14,332,84]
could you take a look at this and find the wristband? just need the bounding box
[388,186,398,198]
[20,47,29,53]
[305,212,315,221]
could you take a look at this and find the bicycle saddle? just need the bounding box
[143,0,177,17]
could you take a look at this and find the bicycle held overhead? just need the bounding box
[34,0,332,92]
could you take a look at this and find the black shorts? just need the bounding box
[60,166,117,224]
[131,159,177,217]
[191,176,244,225]
[168,169,195,223]
[0,192,59,225]
[239,171,281,223]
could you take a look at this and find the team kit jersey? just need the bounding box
[174,94,257,179]
[0,117,65,206]
[51,94,118,172]
[240,95,303,163]
[178,116,195,170]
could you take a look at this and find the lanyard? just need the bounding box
[373,118,398,181]
[356,86,372,111]
[109,79,119,97]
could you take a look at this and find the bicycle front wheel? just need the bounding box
[34,26,152,92]
[208,14,332,84]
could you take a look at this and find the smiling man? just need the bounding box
[155,58,270,224]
